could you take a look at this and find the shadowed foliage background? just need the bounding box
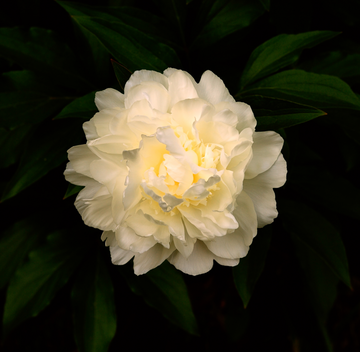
[1,0,360,351]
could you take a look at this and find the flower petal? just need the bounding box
[197,70,235,105]
[110,245,135,265]
[245,131,284,179]
[168,241,214,275]
[125,81,170,113]
[125,70,169,93]
[167,70,199,108]
[75,186,115,231]
[133,243,175,275]
[243,154,286,227]
[67,145,99,178]
[95,88,125,111]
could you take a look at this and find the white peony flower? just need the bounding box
[64,68,287,276]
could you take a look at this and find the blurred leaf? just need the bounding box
[0,217,46,290]
[259,0,270,11]
[54,91,96,120]
[0,92,72,130]
[0,27,93,90]
[70,16,179,72]
[152,0,186,44]
[63,184,84,200]
[3,230,85,335]
[291,233,337,351]
[69,18,111,87]
[280,200,351,288]
[233,226,272,307]
[72,251,116,352]
[0,70,75,130]
[58,1,181,71]
[58,1,178,47]
[239,70,360,111]
[243,95,327,130]
[239,31,339,89]
[300,51,360,84]
[0,124,32,168]
[192,0,265,49]
[1,119,83,202]
[119,261,199,335]
[0,70,68,96]
[111,60,132,93]
[289,165,360,220]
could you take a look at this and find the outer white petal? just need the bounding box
[95,88,125,111]
[75,186,115,231]
[232,191,258,245]
[110,245,135,265]
[168,241,214,276]
[167,70,199,108]
[245,131,284,179]
[67,145,99,178]
[115,226,157,253]
[133,243,175,275]
[124,70,169,93]
[173,235,196,258]
[179,206,227,238]
[204,232,248,259]
[197,70,235,105]
[215,101,256,132]
[125,81,170,113]
[83,120,98,141]
[101,230,117,247]
[64,162,94,187]
[90,110,117,138]
[89,159,127,194]
[243,154,287,227]
[214,256,239,267]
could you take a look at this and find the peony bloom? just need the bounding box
[64,68,286,275]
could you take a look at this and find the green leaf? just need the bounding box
[71,16,178,72]
[58,1,181,71]
[0,70,75,130]
[291,233,337,352]
[3,230,84,334]
[239,69,360,111]
[259,0,270,11]
[58,1,178,48]
[0,217,46,289]
[280,200,351,288]
[72,251,116,352]
[0,70,68,96]
[111,60,132,93]
[289,165,360,221]
[240,31,339,89]
[0,27,93,90]
[1,119,83,202]
[0,91,72,130]
[233,225,272,307]
[63,184,84,200]
[54,91,97,120]
[291,232,338,323]
[119,261,198,335]
[0,124,32,168]
[192,0,265,49]
[152,0,187,44]
[300,51,360,85]
[242,95,326,130]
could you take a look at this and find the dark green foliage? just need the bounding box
[1,0,359,351]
